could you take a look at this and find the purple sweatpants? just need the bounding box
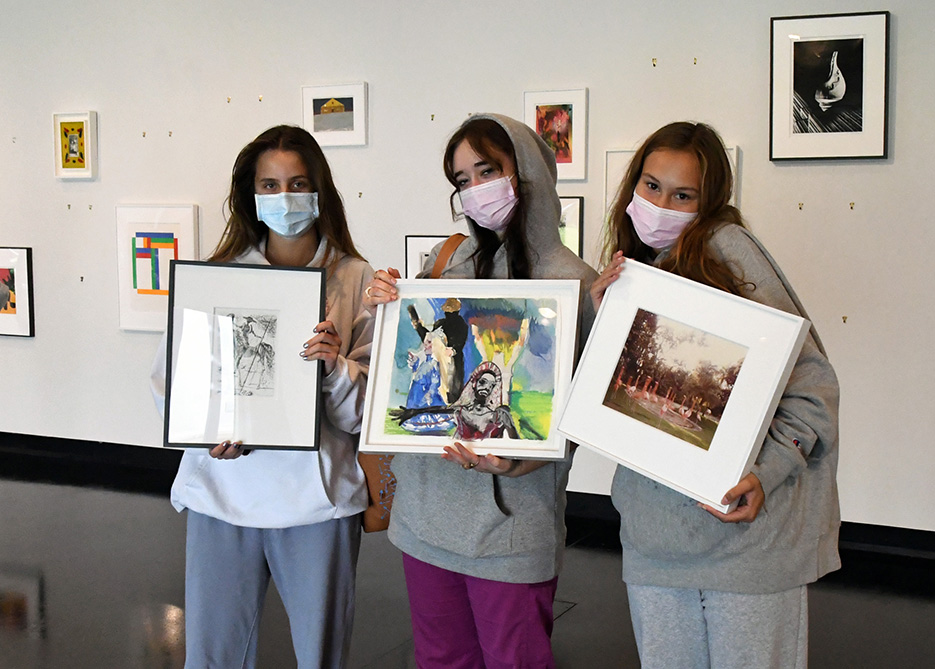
[402,553,558,669]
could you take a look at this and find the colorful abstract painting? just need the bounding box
[535,104,573,163]
[59,120,86,169]
[0,268,15,314]
[132,232,178,295]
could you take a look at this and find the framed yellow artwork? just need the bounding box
[53,111,98,179]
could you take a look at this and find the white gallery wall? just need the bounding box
[1,1,932,532]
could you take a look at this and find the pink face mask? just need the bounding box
[458,175,518,232]
[626,191,697,249]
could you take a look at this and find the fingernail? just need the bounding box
[304,342,309,348]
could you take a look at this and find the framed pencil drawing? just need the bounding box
[302,83,368,147]
[360,279,581,459]
[558,196,584,258]
[524,88,588,180]
[164,261,325,450]
[558,261,808,512]
[770,11,890,160]
[0,247,35,337]
[404,235,447,278]
[53,112,98,179]
[115,205,199,332]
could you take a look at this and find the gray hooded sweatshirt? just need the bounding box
[387,113,598,583]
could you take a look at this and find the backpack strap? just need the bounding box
[430,233,467,279]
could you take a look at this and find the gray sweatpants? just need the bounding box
[184,510,361,669]
[627,583,808,669]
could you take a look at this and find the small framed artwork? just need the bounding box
[770,11,890,160]
[558,261,808,512]
[604,146,739,216]
[0,565,46,639]
[53,112,98,179]
[523,88,588,180]
[558,196,584,258]
[302,83,368,147]
[164,261,325,450]
[405,235,448,278]
[360,279,581,460]
[0,247,35,337]
[115,205,199,332]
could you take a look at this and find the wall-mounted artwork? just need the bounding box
[0,247,35,337]
[53,112,98,179]
[302,83,368,146]
[0,565,46,640]
[558,261,808,512]
[770,11,889,160]
[360,279,580,460]
[604,146,740,218]
[115,205,199,332]
[523,89,588,180]
[558,196,584,258]
[404,235,447,278]
[164,261,325,450]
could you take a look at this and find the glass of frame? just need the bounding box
[302,83,368,147]
[164,261,325,450]
[360,279,581,460]
[770,11,890,160]
[0,247,35,337]
[523,88,588,180]
[53,112,97,179]
[558,261,808,512]
[404,235,448,278]
[115,205,199,332]
[558,196,584,258]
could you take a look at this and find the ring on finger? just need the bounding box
[365,286,373,297]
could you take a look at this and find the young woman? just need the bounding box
[151,125,373,668]
[592,121,840,668]
[365,114,597,668]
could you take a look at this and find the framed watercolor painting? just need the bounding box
[770,11,889,160]
[115,205,199,332]
[302,83,368,147]
[360,279,581,459]
[558,261,808,512]
[164,261,325,450]
[404,235,448,278]
[558,196,584,258]
[523,89,588,180]
[53,112,97,179]
[0,247,35,337]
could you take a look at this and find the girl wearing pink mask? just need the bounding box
[365,114,596,668]
[592,122,840,668]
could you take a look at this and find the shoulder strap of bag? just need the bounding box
[431,233,467,279]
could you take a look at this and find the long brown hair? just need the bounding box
[443,118,530,279]
[602,122,746,294]
[209,125,364,271]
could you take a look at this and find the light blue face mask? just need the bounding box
[254,192,319,239]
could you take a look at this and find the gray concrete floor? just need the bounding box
[1,478,932,668]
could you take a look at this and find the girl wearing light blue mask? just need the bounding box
[592,122,840,668]
[151,125,373,668]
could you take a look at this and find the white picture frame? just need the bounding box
[164,261,325,449]
[0,247,35,337]
[53,111,98,179]
[302,83,368,147]
[115,205,199,332]
[404,235,448,278]
[558,196,584,258]
[558,261,808,512]
[523,88,588,180]
[360,279,580,460]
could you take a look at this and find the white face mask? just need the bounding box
[254,192,319,239]
[626,191,697,249]
[458,176,518,232]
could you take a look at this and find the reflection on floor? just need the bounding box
[1,477,933,668]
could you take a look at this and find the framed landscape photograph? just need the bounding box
[404,235,447,278]
[302,83,368,147]
[0,247,35,337]
[360,279,581,459]
[164,261,325,450]
[523,88,588,180]
[558,261,808,512]
[53,111,98,179]
[115,205,199,332]
[558,196,584,258]
[770,11,890,160]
